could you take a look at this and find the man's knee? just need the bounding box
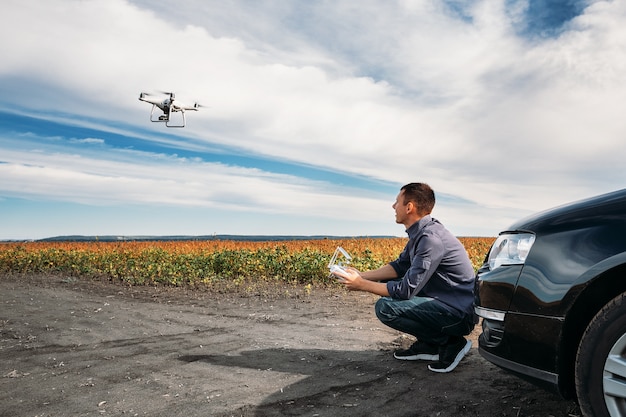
[442,316,475,337]
[374,297,394,323]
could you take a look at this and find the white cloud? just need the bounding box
[0,137,391,223]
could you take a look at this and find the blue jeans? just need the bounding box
[375,296,474,345]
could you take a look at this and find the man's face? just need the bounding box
[392,190,408,224]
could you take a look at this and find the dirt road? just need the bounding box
[1,275,581,416]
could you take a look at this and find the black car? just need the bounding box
[475,188,626,417]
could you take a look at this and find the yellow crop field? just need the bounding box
[0,237,494,287]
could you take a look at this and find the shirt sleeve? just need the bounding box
[388,242,411,277]
[387,232,445,300]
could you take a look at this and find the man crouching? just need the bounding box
[332,182,476,373]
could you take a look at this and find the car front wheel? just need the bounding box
[576,292,626,417]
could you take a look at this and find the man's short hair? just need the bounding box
[401,183,435,215]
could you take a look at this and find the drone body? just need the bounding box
[138,92,200,127]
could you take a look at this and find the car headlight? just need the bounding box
[488,233,536,270]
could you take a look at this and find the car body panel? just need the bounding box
[474,264,522,312]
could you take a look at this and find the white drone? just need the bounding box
[138,91,201,128]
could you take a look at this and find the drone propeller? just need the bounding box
[157,91,176,99]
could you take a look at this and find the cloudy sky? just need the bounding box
[1,0,624,240]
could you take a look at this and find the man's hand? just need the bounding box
[332,267,363,290]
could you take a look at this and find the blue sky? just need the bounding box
[1,0,624,240]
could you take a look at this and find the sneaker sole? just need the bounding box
[393,353,439,361]
[427,340,472,373]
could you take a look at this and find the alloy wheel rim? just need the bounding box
[604,333,626,416]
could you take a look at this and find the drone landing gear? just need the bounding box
[149,104,185,127]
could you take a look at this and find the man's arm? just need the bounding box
[335,267,391,296]
[387,233,443,300]
[349,277,390,296]
[360,264,398,282]
[333,265,395,296]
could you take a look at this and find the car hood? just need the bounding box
[507,188,626,235]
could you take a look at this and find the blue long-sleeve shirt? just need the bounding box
[387,215,476,318]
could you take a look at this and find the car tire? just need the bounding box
[576,292,626,417]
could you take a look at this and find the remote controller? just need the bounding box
[329,264,347,275]
[328,246,352,280]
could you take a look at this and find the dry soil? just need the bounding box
[0,274,582,417]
